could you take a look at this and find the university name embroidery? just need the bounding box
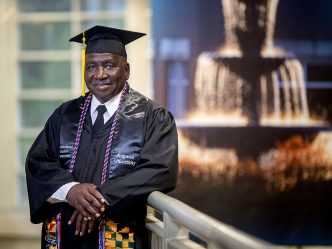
[113,153,136,167]
[59,144,73,159]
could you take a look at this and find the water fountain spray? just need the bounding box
[193,0,309,125]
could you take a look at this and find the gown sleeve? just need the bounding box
[98,106,178,212]
[25,107,76,224]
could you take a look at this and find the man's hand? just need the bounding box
[68,210,97,236]
[66,183,106,219]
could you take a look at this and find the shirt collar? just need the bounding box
[90,92,122,117]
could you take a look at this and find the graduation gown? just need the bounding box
[25,86,178,249]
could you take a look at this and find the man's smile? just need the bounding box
[95,84,112,91]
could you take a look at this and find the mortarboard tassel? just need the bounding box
[81,32,86,96]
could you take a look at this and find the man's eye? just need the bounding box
[105,64,114,69]
[87,64,95,70]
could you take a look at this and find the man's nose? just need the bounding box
[95,66,107,79]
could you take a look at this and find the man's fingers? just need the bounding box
[88,217,96,233]
[74,211,97,236]
[68,210,79,225]
[76,203,91,219]
[86,195,102,210]
[87,196,107,213]
[66,183,106,218]
[88,187,108,212]
[81,199,101,218]
[75,213,83,236]
[65,183,105,236]
[88,187,105,205]
[80,217,88,236]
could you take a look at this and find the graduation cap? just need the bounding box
[69,25,146,96]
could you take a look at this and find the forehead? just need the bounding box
[86,53,125,62]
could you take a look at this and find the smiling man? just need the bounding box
[25,25,178,249]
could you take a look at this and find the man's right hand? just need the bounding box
[66,183,106,219]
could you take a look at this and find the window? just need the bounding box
[19,0,70,12]
[17,0,126,207]
[82,0,125,12]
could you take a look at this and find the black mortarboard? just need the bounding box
[70,25,146,96]
[69,25,146,57]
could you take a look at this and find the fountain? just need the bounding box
[177,0,328,158]
[189,0,317,125]
[172,0,332,245]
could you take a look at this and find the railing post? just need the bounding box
[163,212,189,249]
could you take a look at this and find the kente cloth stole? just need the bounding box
[44,217,135,249]
[104,220,135,249]
[45,84,135,249]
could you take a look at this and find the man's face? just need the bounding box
[85,53,130,103]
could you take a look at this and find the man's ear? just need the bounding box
[125,62,130,80]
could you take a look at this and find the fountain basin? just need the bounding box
[177,120,331,158]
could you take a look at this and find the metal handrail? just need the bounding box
[146,191,286,249]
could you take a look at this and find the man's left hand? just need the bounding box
[68,208,105,236]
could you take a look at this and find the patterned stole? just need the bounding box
[44,218,135,249]
[104,220,135,249]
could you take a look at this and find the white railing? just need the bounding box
[146,191,287,249]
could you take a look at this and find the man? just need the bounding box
[25,25,178,249]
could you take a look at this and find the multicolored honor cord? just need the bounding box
[98,84,128,249]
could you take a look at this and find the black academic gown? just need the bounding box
[25,86,178,249]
